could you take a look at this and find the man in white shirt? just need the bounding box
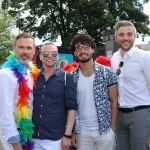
[111,20,150,150]
[0,32,35,150]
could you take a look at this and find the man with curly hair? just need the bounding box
[70,34,118,150]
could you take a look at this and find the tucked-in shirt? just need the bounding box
[32,68,77,140]
[0,68,33,143]
[72,63,118,135]
[111,46,150,108]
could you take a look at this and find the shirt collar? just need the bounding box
[15,59,31,74]
[26,64,32,71]
[41,67,62,76]
[126,46,136,57]
[75,62,99,73]
[118,46,136,59]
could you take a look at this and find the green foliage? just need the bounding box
[2,0,150,47]
[0,9,15,64]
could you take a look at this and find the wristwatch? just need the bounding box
[63,134,72,138]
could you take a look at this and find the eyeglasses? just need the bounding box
[42,53,58,58]
[75,44,90,52]
[116,61,124,76]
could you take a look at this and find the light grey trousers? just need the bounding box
[0,142,4,150]
[78,128,115,150]
[0,142,13,150]
[117,108,150,150]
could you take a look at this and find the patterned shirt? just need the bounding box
[72,63,118,135]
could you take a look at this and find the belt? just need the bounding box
[119,105,150,113]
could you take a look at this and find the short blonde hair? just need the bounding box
[40,42,58,53]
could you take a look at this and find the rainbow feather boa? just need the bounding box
[2,52,39,150]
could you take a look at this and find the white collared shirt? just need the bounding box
[111,46,150,108]
[0,68,33,142]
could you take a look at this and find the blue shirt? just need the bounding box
[72,63,118,135]
[32,68,77,140]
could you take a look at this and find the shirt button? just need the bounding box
[42,95,44,98]
[40,115,42,118]
[41,105,43,107]
[43,85,45,88]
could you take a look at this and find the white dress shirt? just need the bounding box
[111,46,150,108]
[0,68,33,142]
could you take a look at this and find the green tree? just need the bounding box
[2,0,150,47]
[0,9,15,64]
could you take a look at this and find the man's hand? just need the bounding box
[71,133,79,149]
[61,136,72,150]
[12,142,23,150]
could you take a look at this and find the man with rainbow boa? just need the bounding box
[0,32,39,150]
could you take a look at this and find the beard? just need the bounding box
[18,54,31,65]
[118,40,134,51]
[21,55,31,60]
[76,55,92,63]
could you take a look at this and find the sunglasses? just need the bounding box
[116,61,124,76]
[42,53,58,58]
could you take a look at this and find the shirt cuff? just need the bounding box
[7,135,20,143]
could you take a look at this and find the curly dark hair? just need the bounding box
[69,34,96,53]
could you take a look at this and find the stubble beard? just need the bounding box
[77,56,92,63]
[119,41,134,52]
